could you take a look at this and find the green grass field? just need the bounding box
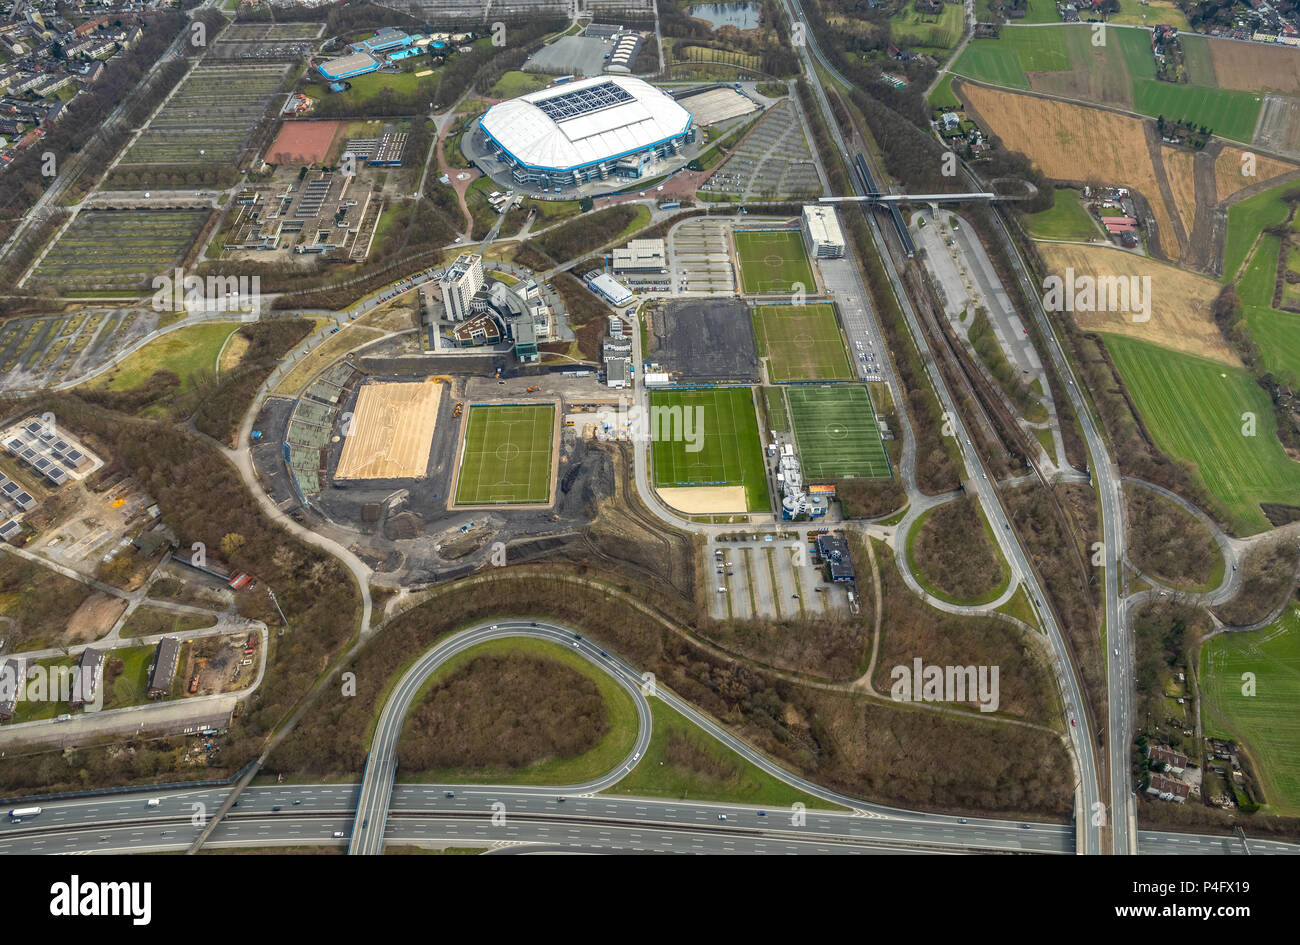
[1237,235,1281,308]
[889,3,965,50]
[952,27,1072,90]
[488,70,552,98]
[1223,182,1296,283]
[1244,306,1300,384]
[94,322,243,393]
[752,303,854,382]
[928,73,961,110]
[1104,335,1300,534]
[605,699,838,808]
[786,385,891,480]
[1130,80,1261,144]
[650,387,771,511]
[734,229,817,295]
[1200,604,1300,815]
[1022,188,1100,241]
[454,404,555,505]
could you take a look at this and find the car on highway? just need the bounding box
[332,831,346,838]
[1071,719,1077,727]
[717,814,727,821]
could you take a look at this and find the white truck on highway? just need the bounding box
[9,807,41,819]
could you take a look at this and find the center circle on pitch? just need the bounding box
[495,443,521,461]
[764,254,783,269]
[792,332,813,348]
[826,425,848,439]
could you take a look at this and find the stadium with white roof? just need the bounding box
[476,76,694,190]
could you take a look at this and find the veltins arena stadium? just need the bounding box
[477,76,695,191]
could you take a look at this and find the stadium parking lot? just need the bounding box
[697,99,824,200]
[667,217,736,294]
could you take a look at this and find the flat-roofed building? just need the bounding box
[612,238,666,273]
[802,204,845,259]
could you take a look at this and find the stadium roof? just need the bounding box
[480,76,692,173]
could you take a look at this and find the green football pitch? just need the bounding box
[454,404,555,505]
[649,387,771,511]
[787,385,891,479]
[752,303,855,382]
[734,229,817,296]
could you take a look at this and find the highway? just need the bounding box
[781,0,1102,854]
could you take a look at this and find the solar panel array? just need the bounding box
[4,418,87,488]
[534,81,634,122]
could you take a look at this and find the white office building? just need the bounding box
[439,253,484,321]
[802,205,845,259]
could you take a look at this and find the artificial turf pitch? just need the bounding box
[734,229,817,296]
[454,404,555,505]
[752,303,854,382]
[649,387,771,511]
[786,385,891,479]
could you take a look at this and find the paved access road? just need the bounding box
[348,620,654,854]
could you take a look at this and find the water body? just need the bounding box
[688,2,761,31]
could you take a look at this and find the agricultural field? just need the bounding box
[453,404,555,506]
[1039,243,1235,364]
[27,210,210,292]
[1131,80,1261,144]
[955,26,1261,142]
[1236,235,1281,308]
[958,84,1185,261]
[786,385,891,480]
[1244,305,1300,383]
[1206,36,1300,94]
[119,61,290,169]
[752,303,854,382]
[1104,334,1300,534]
[649,387,770,511]
[1200,604,1300,815]
[952,25,1073,90]
[1110,0,1190,28]
[1222,182,1297,283]
[733,229,816,295]
[1021,188,1100,241]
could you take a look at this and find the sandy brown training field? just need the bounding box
[335,378,442,480]
[655,485,749,514]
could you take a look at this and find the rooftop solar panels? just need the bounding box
[44,467,66,484]
[534,81,634,122]
[1,482,18,496]
[6,438,22,452]
[14,492,34,510]
[66,449,85,466]
[33,458,50,472]
[0,520,18,540]
[23,420,40,435]
[20,448,36,462]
